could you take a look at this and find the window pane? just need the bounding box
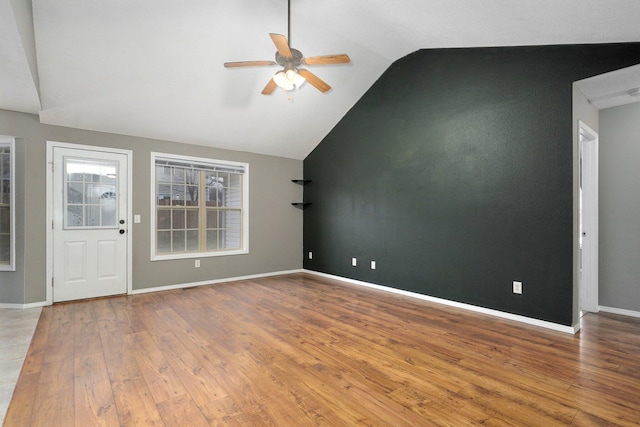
[101,199,116,227]
[1,180,8,204]
[101,172,115,185]
[157,231,171,253]
[67,183,83,204]
[1,154,9,178]
[67,205,84,227]
[0,235,8,263]
[217,173,229,188]
[206,230,218,250]
[206,210,219,228]
[206,173,223,207]
[186,230,199,251]
[0,207,8,233]
[156,165,171,183]
[157,184,171,205]
[228,173,242,189]
[185,186,198,206]
[185,169,198,185]
[172,231,185,252]
[86,205,101,227]
[226,186,241,208]
[186,210,199,229]
[85,183,100,204]
[157,209,171,229]
[172,185,185,206]
[173,168,185,184]
[172,209,185,230]
[222,210,242,249]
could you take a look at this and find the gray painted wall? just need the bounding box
[0,108,303,304]
[599,102,640,311]
[0,112,45,304]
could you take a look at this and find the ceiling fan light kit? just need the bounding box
[223,0,350,96]
[273,69,306,91]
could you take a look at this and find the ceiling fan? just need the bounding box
[223,0,350,95]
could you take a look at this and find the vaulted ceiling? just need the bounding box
[1,0,639,159]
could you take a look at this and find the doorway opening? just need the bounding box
[578,121,599,315]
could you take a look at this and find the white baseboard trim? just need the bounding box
[0,302,46,309]
[130,269,305,295]
[305,270,577,334]
[599,305,640,319]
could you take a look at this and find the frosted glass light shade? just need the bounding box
[273,69,306,91]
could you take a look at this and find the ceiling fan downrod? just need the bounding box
[287,0,291,48]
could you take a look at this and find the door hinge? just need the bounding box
[50,161,54,172]
[51,277,54,287]
[52,220,54,229]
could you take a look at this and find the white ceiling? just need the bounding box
[1,0,639,160]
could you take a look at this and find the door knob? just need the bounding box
[119,229,125,234]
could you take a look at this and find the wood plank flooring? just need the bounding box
[5,273,640,426]
[0,307,42,425]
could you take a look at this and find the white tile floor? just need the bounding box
[0,307,42,425]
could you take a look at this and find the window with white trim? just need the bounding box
[151,153,248,260]
[0,137,14,271]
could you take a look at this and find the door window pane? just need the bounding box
[64,157,118,228]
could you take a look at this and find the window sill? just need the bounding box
[151,248,249,261]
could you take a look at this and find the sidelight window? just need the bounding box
[0,137,14,270]
[151,153,248,260]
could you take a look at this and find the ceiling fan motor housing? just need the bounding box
[276,48,303,69]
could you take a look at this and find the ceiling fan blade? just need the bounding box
[224,60,277,68]
[303,54,351,65]
[261,78,278,95]
[298,69,331,93]
[269,33,292,58]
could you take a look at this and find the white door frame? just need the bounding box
[46,141,133,305]
[578,121,599,314]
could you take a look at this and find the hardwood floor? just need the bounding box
[5,273,640,426]
[0,307,41,425]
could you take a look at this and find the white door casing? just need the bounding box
[578,121,599,314]
[48,143,132,303]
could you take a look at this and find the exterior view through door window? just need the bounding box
[65,158,118,228]
[151,153,248,260]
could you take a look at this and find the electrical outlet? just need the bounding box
[371,261,376,270]
[195,259,200,268]
[352,257,357,267]
[513,281,522,294]
[308,251,313,260]
[134,214,141,223]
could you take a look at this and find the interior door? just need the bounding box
[52,146,128,302]
[579,123,599,314]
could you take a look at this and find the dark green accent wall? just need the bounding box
[303,44,640,326]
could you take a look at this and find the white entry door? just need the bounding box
[52,146,129,302]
